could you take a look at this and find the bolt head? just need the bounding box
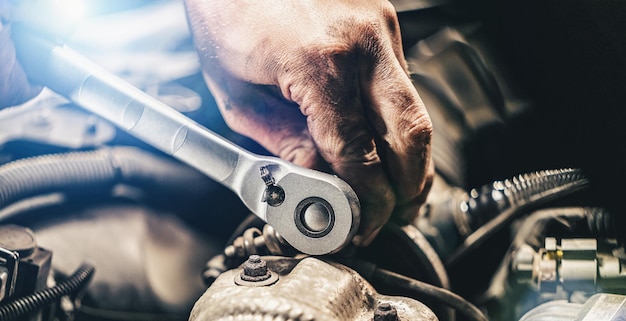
[243,255,268,277]
[374,302,399,321]
[241,255,272,282]
[264,185,285,207]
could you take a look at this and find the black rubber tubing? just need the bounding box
[446,168,590,266]
[371,267,489,321]
[0,146,214,216]
[0,263,95,321]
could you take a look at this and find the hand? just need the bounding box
[184,0,433,246]
[0,3,41,108]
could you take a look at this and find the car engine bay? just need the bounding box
[1,0,626,320]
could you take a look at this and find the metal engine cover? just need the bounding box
[190,256,438,321]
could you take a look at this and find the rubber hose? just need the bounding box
[463,168,589,230]
[370,268,488,321]
[499,168,588,209]
[0,146,214,215]
[446,168,589,265]
[0,263,95,321]
[586,207,616,238]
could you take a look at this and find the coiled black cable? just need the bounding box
[446,168,589,266]
[0,263,95,321]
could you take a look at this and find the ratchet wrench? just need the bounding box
[13,28,360,255]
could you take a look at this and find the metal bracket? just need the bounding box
[0,247,19,302]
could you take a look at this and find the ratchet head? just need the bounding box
[263,167,360,255]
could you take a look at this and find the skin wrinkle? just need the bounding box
[183,0,433,244]
[396,103,432,152]
[381,2,407,72]
[223,86,306,136]
[289,45,358,114]
[284,14,428,227]
[275,135,319,168]
[205,67,314,164]
[249,36,289,84]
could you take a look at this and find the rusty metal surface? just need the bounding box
[190,256,438,321]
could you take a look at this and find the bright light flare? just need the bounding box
[50,0,88,24]
[13,0,90,37]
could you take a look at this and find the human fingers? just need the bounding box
[202,67,326,170]
[360,1,434,223]
[277,41,397,246]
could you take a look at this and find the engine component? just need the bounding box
[190,256,438,321]
[368,268,488,321]
[355,223,452,320]
[374,302,400,321]
[513,237,626,293]
[479,207,622,321]
[0,263,94,321]
[0,248,18,304]
[202,223,296,287]
[224,223,293,259]
[0,225,51,304]
[519,293,626,321]
[233,255,279,287]
[0,146,216,221]
[0,89,115,151]
[418,168,589,262]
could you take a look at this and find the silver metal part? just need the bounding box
[14,30,360,255]
[0,89,115,149]
[513,238,626,293]
[191,256,438,321]
[0,247,19,302]
[518,293,626,321]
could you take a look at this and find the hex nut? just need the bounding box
[374,302,400,321]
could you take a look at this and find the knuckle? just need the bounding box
[276,138,319,168]
[280,43,358,106]
[307,43,358,76]
[403,114,433,154]
[324,128,379,167]
[381,1,400,27]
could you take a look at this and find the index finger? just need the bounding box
[278,41,397,245]
[360,2,433,222]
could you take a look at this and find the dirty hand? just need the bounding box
[184,0,433,246]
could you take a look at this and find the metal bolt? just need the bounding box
[263,185,285,207]
[241,255,271,282]
[374,302,399,321]
[260,166,285,207]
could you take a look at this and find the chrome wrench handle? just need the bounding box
[14,29,360,255]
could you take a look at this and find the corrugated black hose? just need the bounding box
[0,146,215,218]
[0,263,95,321]
[445,168,590,266]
